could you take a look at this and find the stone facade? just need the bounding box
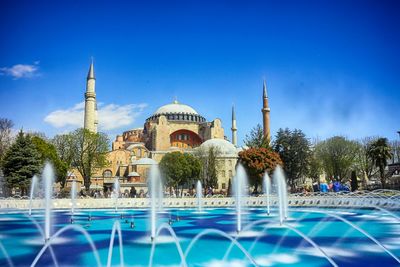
[77,63,270,195]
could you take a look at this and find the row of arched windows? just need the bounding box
[146,114,206,123]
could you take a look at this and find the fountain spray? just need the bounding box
[196,180,203,212]
[43,163,54,242]
[29,175,38,216]
[263,172,271,215]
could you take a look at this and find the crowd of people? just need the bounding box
[306,180,351,193]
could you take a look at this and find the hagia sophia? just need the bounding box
[70,62,271,195]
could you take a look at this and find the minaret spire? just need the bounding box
[231,104,237,146]
[261,80,270,143]
[87,57,95,80]
[84,59,98,133]
[263,79,267,98]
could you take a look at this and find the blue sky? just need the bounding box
[1,0,399,145]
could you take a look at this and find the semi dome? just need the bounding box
[127,171,140,177]
[132,157,158,165]
[198,138,238,156]
[154,100,198,115]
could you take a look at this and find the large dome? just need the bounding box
[146,100,206,123]
[153,100,198,116]
[198,138,238,156]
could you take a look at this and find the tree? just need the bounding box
[354,137,378,188]
[367,138,392,189]
[244,124,269,148]
[0,118,14,162]
[306,138,323,183]
[273,128,312,189]
[390,140,400,164]
[351,170,358,191]
[52,134,75,181]
[238,147,282,192]
[194,146,221,194]
[315,136,359,182]
[31,135,68,188]
[1,131,41,195]
[69,128,110,192]
[159,152,201,196]
[227,178,232,196]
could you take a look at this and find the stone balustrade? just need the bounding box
[0,195,398,210]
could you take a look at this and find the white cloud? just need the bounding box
[0,62,40,79]
[44,102,147,131]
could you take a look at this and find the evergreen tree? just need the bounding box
[273,128,312,190]
[2,131,41,195]
[244,124,269,148]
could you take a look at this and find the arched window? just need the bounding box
[103,170,112,178]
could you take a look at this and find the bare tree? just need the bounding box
[390,140,400,164]
[0,118,14,161]
[193,146,221,195]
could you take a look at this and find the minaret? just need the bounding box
[261,80,271,142]
[84,60,98,133]
[231,104,237,146]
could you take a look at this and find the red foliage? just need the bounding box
[238,148,283,185]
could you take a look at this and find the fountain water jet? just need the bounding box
[234,164,248,233]
[70,180,77,215]
[29,175,38,216]
[273,165,287,224]
[113,178,120,212]
[263,172,271,215]
[158,178,163,211]
[196,180,202,212]
[149,164,161,241]
[43,163,54,242]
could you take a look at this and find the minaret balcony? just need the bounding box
[85,92,96,98]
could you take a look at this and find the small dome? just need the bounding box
[128,171,140,177]
[198,139,238,156]
[132,157,158,165]
[153,101,198,116]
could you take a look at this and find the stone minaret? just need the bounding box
[84,61,98,133]
[231,104,237,146]
[261,80,270,142]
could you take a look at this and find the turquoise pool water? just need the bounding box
[0,207,399,266]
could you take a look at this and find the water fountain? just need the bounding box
[234,164,248,233]
[158,178,163,211]
[196,180,202,212]
[113,178,120,212]
[29,175,38,216]
[149,164,161,241]
[262,172,271,215]
[2,164,400,266]
[70,180,77,216]
[43,162,53,242]
[273,165,287,224]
